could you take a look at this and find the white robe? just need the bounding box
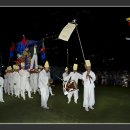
[0,76,4,102]
[3,74,8,94]
[65,72,82,103]
[38,69,50,108]
[46,71,54,95]
[82,70,96,108]
[7,72,13,95]
[62,72,69,95]
[19,69,32,100]
[63,72,68,80]
[30,73,38,94]
[12,71,21,97]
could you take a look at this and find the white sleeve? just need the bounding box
[19,70,23,76]
[48,72,51,79]
[64,73,71,81]
[2,78,4,86]
[82,72,89,82]
[77,73,82,80]
[39,72,48,86]
[90,72,96,82]
[82,72,86,81]
[0,78,4,87]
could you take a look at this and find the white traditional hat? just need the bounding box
[15,65,19,70]
[44,61,49,68]
[85,60,91,67]
[7,66,12,71]
[73,64,78,70]
[13,65,16,70]
[21,62,25,67]
[65,67,68,71]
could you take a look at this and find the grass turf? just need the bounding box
[0,83,130,123]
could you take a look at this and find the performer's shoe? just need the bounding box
[0,100,5,102]
[29,97,33,99]
[74,100,77,104]
[67,100,71,104]
[41,106,49,109]
[51,94,55,96]
[43,106,49,109]
[89,106,94,110]
[85,107,89,111]
[45,107,49,109]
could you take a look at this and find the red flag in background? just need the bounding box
[22,35,27,45]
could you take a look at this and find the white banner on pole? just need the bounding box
[58,23,77,41]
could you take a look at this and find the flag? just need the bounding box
[22,35,27,45]
[58,22,77,41]
[40,47,46,61]
[9,43,15,58]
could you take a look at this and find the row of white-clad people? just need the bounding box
[3,62,54,101]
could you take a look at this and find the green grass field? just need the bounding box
[0,83,130,123]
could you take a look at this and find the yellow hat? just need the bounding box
[85,60,91,67]
[7,66,12,71]
[44,61,49,68]
[65,67,68,71]
[15,65,19,70]
[13,65,16,70]
[126,17,130,21]
[73,64,78,70]
[21,62,25,67]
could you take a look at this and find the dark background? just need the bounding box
[0,7,130,70]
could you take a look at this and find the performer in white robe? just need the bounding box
[62,67,69,95]
[30,69,39,94]
[7,66,13,95]
[82,60,96,111]
[19,62,33,100]
[29,70,34,92]
[30,44,38,70]
[3,70,8,94]
[0,75,4,102]
[12,65,21,98]
[38,61,53,109]
[65,64,82,104]
[47,69,55,96]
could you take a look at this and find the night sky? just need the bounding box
[0,7,130,70]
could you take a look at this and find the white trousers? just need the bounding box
[8,82,14,95]
[14,84,20,98]
[83,86,95,108]
[20,90,25,100]
[49,87,53,95]
[40,87,49,108]
[30,55,38,69]
[67,89,79,103]
[3,80,7,93]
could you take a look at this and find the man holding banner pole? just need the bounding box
[58,20,96,108]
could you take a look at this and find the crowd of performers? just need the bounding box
[0,61,55,102]
[0,59,96,112]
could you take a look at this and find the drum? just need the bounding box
[64,80,77,92]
